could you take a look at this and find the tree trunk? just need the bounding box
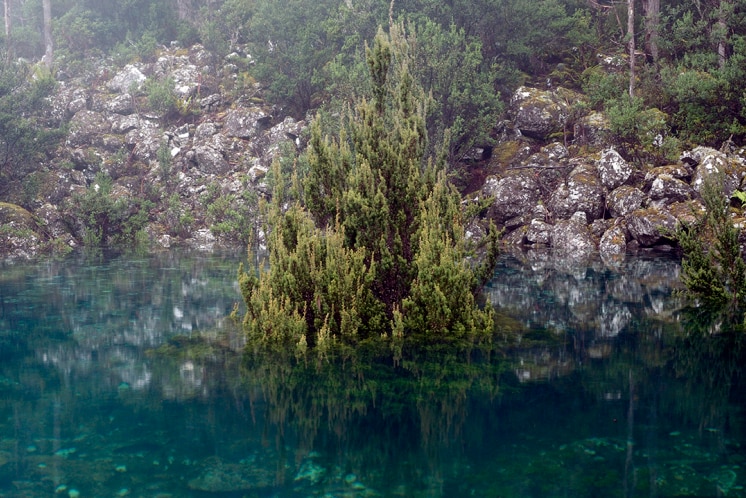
[3,0,10,59]
[717,0,730,69]
[42,0,53,69]
[643,0,659,62]
[628,0,635,98]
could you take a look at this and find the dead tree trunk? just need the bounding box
[628,0,635,98]
[643,0,659,62]
[42,0,53,69]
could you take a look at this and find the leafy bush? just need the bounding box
[144,77,178,117]
[202,184,258,246]
[605,96,672,162]
[71,172,152,247]
[677,175,746,311]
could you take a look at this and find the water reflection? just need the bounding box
[1,250,746,496]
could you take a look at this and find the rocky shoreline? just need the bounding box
[2,45,745,264]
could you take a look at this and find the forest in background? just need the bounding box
[2,0,746,169]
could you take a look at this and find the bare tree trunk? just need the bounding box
[3,0,11,60]
[643,0,659,62]
[42,0,53,69]
[717,0,730,69]
[3,0,9,41]
[628,0,635,98]
[174,0,193,21]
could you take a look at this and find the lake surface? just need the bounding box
[1,249,746,497]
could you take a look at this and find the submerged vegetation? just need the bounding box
[237,26,498,359]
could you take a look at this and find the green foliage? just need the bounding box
[605,96,671,162]
[0,63,64,205]
[202,183,258,246]
[157,141,173,190]
[71,172,152,247]
[160,193,194,238]
[144,77,178,117]
[677,175,746,311]
[408,20,503,162]
[240,27,496,360]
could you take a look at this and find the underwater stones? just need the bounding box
[187,457,273,493]
[294,457,326,485]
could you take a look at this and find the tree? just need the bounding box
[239,25,495,359]
[628,0,636,98]
[3,0,10,59]
[42,0,52,68]
[643,0,661,62]
[408,19,503,163]
[677,174,746,311]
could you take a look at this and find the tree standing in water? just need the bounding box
[238,24,496,360]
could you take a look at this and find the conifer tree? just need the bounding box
[239,25,495,358]
[677,175,746,311]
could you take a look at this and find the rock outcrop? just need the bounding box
[2,43,306,258]
[3,58,746,264]
[477,86,746,265]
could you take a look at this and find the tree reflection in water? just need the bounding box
[240,342,503,493]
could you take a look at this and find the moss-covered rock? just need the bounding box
[0,202,42,259]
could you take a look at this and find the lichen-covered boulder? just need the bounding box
[0,202,42,259]
[525,219,552,245]
[107,64,146,93]
[193,145,229,174]
[644,164,692,186]
[626,207,678,246]
[668,200,704,226]
[152,53,201,98]
[125,121,163,162]
[110,114,142,134]
[688,146,742,196]
[573,111,610,147]
[607,185,645,218]
[250,116,306,169]
[483,172,541,224]
[103,93,136,115]
[509,86,580,140]
[550,212,596,259]
[599,223,628,263]
[67,110,111,148]
[548,161,605,221]
[224,107,270,139]
[648,173,693,205]
[596,148,632,190]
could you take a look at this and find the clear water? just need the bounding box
[1,250,746,497]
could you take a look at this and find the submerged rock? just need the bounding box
[188,456,274,493]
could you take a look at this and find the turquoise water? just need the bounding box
[1,250,746,497]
